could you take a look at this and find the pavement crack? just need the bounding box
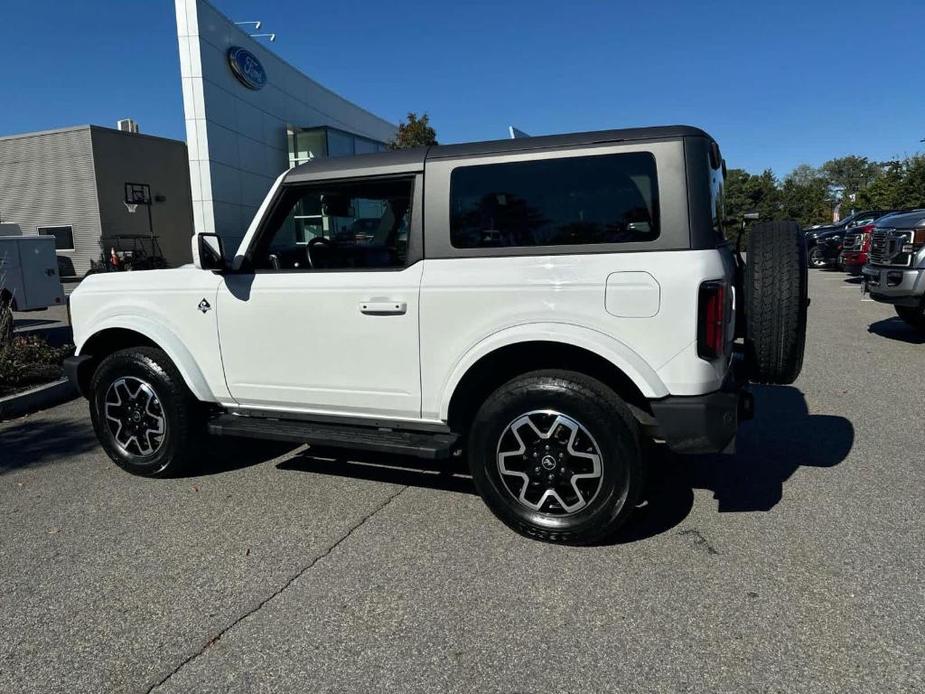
[145,484,408,693]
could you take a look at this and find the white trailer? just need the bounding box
[0,225,66,311]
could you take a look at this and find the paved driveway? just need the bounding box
[1,271,922,693]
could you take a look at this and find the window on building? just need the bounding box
[288,127,388,168]
[254,178,413,271]
[37,225,75,251]
[449,152,660,249]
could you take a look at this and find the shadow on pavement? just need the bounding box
[277,449,476,495]
[1,385,852,543]
[0,418,98,475]
[618,385,853,543]
[191,437,302,477]
[0,419,298,476]
[274,385,853,544]
[868,317,925,345]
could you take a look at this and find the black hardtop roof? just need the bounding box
[286,124,711,182]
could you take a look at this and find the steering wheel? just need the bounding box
[306,236,332,268]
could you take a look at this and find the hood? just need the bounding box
[72,266,217,296]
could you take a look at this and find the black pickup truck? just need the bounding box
[805,210,895,268]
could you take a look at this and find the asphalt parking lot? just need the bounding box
[1,271,922,694]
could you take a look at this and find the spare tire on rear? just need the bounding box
[744,220,808,384]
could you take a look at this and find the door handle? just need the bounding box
[359,301,407,315]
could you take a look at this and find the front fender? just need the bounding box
[435,322,669,420]
[75,315,218,403]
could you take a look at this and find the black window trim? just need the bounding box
[36,224,75,252]
[240,172,424,274]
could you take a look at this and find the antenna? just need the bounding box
[235,21,261,30]
[250,33,276,42]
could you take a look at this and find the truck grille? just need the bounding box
[869,229,912,267]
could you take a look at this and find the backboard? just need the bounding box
[124,182,152,206]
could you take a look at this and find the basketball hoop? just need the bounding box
[124,202,138,214]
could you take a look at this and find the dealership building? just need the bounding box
[0,0,396,278]
[176,0,396,251]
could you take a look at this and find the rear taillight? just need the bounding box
[697,281,727,360]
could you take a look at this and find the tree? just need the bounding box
[820,155,880,212]
[896,155,925,208]
[781,168,831,227]
[390,112,438,150]
[787,164,822,187]
[852,160,905,210]
[723,168,782,242]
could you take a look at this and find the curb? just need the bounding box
[0,378,78,421]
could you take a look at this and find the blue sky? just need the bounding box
[2,0,922,176]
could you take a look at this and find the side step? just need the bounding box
[207,414,459,460]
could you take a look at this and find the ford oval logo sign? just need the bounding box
[227,47,266,90]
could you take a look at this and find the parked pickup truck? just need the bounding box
[65,125,807,544]
[841,222,878,275]
[862,209,925,330]
[841,211,909,275]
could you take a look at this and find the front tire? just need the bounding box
[468,370,644,545]
[895,304,925,331]
[89,347,205,477]
[808,246,827,268]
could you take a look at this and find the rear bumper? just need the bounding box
[649,379,752,455]
[63,355,93,398]
[862,265,925,306]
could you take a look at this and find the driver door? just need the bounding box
[216,174,423,420]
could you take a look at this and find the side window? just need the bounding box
[850,216,875,227]
[37,225,75,251]
[449,152,659,249]
[255,178,413,271]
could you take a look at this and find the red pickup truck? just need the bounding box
[840,223,876,275]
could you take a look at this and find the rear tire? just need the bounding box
[89,347,206,477]
[467,370,644,545]
[895,305,925,331]
[745,220,808,384]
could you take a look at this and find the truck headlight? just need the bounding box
[903,229,925,254]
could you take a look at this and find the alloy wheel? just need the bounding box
[495,410,603,515]
[103,377,167,456]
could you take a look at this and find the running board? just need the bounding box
[207,414,459,460]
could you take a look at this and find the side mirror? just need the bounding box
[195,233,226,271]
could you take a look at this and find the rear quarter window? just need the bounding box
[449,152,660,249]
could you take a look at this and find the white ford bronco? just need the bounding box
[66,126,807,544]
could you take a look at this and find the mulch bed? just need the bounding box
[0,333,74,398]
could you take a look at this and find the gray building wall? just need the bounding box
[0,126,101,278]
[0,125,194,278]
[90,127,194,270]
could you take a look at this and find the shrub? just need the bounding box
[0,333,74,397]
